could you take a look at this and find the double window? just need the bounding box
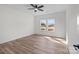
[40,19,55,31]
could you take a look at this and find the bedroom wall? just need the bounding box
[0,5,34,44]
[66,5,79,54]
[34,11,66,38]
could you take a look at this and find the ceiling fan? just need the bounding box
[28,4,44,12]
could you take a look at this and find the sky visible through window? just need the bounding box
[48,19,55,25]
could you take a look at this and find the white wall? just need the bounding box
[66,5,79,54]
[34,11,66,38]
[0,5,34,44]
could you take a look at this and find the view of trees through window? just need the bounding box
[40,20,47,30]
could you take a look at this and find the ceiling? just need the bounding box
[0,4,70,15]
[32,4,70,15]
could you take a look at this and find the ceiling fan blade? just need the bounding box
[38,5,44,8]
[38,9,44,11]
[28,8,35,10]
[30,4,36,8]
[35,4,38,8]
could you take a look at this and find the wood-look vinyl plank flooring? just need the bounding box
[0,34,69,54]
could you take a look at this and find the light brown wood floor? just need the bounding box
[0,34,69,54]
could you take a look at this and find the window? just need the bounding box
[47,19,55,31]
[40,20,47,30]
[40,19,55,31]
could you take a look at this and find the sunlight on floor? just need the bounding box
[44,36,66,45]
